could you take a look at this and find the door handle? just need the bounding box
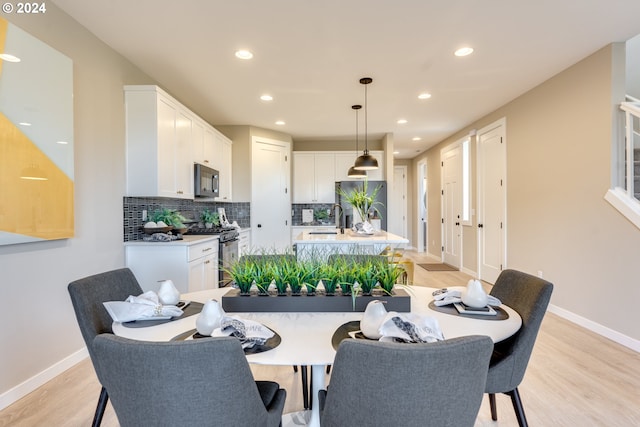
[257,224,262,228]
[455,222,460,226]
[478,223,483,228]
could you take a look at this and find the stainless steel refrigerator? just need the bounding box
[335,181,387,230]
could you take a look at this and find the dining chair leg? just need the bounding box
[293,365,298,373]
[507,388,528,427]
[301,366,309,409]
[92,387,109,427]
[488,393,497,421]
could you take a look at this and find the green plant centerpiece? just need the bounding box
[221,246,411,313]
[225,258,257,294]
[336,179,383,230]
[200,209,219,228]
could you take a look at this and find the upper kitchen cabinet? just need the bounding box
[193,120,233,201]
[293,152,336,203]
[212,130,233,201]
[125,85,194,199]
[334,150,385,181]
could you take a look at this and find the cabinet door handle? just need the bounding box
[204,260,210,264]
[177,190,183,194]
[202,247,212,252]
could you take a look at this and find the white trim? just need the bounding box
[416,160,427,253]
[440,142,464,267]
[548,304,640,353]
[0,348,89,411]
[604,187,640,230]
[476,117,507,283]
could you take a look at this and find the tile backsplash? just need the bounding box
[291,203,336,225]
[124,197,250,241]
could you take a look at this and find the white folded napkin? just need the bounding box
[103,290,183,322]
[211,316,274,348]
[378,312,444,343]
[432,289,501,307]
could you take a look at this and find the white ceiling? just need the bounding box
[53,0,640,159]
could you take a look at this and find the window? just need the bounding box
[605,101,640,230]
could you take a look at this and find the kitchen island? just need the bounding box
[293,229,409,261]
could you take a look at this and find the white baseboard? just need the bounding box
[548,304,640,353]
[0,347,89,411]
[460,266,477,277]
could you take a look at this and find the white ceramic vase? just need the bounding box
[157,279,180,305]
[360,300,388,339]
[196,299,225,336]
[461,279,488,308]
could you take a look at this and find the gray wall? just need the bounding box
[0,6,154,406]
[412,44,640,342]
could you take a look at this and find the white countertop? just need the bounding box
[124,234,219,247]
[292,230,409,245]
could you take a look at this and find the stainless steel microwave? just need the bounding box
[194,163,219,198]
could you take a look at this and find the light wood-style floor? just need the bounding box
[2,251,639,426]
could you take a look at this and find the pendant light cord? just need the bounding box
[364,82,368,155]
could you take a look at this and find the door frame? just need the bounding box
[250,136,291,251]
[476,118,507,283]
[416,160,427,253]
[440,142,463,268]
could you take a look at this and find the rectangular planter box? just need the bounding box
[222,288,410,313]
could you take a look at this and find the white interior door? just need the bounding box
[441,145,462,268]
[251,137,291,252]
[389,165,407,237]
[477,119,507,284]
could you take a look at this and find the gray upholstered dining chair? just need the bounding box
[485,269,553,427]
[92,334,286,427]
[67,268,144,427]
[318,336,494,427]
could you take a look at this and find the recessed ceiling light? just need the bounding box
[19,122,31,126]
[418,92,432,100]
[56,141,68,145]
[0,53,21,62]
[412,137,421,141]
[454,47,474,57]
[275,120,285,126]
[397,119,407,124]
[235,50,253,60]
[393,151,400,155]
[260,94,273,101]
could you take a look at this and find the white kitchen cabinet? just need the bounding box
[292,152,336,203]
[192,118,210,166]
[125,85,195,199]
[239,229,251,257]
[334,150,385,181]
[125,236,219,294]
[217,132,233,201]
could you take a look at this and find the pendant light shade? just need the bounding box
[354,77,379,171]
[347,165,366,178]
[347,104,367,178]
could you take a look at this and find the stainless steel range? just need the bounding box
[188,226,239,287]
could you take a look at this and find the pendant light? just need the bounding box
[347,104,366,178]
[354,77,379,170]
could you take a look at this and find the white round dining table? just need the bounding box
[113,286,521,427]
